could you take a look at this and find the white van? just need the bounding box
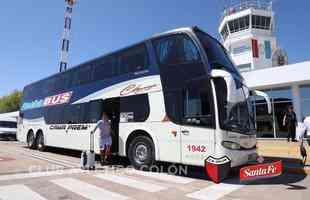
[0,118,17,140]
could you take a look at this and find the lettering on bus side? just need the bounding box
[120,84,158,96]
[44,91,73,107]
[49,124,90,131]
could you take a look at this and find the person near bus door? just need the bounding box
[91,112,112,165]
[283,106,298,142]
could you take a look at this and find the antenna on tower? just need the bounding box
[59,0,77,72]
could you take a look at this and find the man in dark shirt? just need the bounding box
[283,106,298,142]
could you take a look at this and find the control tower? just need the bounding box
[219,0,287,72]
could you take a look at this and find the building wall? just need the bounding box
[242,61,310,138]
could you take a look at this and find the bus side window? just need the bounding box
[119,44,149,75]
[120,94,150,122]
[85,100,103,123]
[182,81,213,128]
[93,56,117,81]
[78,64,93,86]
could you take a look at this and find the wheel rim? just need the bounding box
[134,143,148,164]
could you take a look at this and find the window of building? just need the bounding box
[237,63,252,72]
[220,24,229,40]
[254,87,293,138]
[252,15,271,30]
[228,15,250,33]
[119,44,149,75]
[300,85,310,118]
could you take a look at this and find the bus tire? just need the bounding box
[27,131,36,149]
[128,135,155,171]
[36,132,46,151]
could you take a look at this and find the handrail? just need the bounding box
[221,0,272,19]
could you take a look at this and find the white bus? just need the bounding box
[18,27,271,170]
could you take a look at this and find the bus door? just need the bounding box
[102,98,120,154]
[180,79,215,166]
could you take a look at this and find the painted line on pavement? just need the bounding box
[94,173,167,192]
[0,184,47,200]
[186,182,244,200]
[128,170,195,184]
[0,169,84,181]
[51,178,129,200]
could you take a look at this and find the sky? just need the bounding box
[0,0,309,97]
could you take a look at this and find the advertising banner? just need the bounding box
[240,161,282,182]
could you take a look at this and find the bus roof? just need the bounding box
[23,26,202,90]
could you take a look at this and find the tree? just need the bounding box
[0,90,23,113]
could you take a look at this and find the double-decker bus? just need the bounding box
[18,27,271,170]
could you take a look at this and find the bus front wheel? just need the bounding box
[27,131,36,149]
[128,136,155,171]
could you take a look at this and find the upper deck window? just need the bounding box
[154,34,200,66]
[228,15,250,33]
[252,15,271,30]
[119,44,149,75]
[93,56,118,81]
[195,30,241,79]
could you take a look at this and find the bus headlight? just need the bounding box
[221,141,241,150]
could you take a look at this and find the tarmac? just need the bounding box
[257,139,310,175]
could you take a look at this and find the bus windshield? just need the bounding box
[194,29,255,134]
[194,30,242,80]
[214,74,256,134]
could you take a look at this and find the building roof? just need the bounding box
[242,61,310,89]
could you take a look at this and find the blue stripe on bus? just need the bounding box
[22,71,158,119]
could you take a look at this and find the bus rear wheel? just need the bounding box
[128,136,155,171]
[36,132,46,151]
[27,131,36,149]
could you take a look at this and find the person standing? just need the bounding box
[283,106,298,142]
[92,112,112,165]
[302,116,310,146]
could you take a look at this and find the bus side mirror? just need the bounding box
[250,90,272,114]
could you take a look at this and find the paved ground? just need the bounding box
[257,139,310,174]
[0,140,309,200]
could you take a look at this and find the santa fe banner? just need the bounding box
[205,156,231,184]
[240,160,282,182]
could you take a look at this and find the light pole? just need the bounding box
[59,0,77,72]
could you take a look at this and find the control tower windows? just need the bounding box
[228,15,250,33]
[252,15,271,30]
[220,24,229,40]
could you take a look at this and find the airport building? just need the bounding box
[219,0,310,138]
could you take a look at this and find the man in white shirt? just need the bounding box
[302,116,310,146]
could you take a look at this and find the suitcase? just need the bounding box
[80,131,95,170]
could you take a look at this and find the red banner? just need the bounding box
[252,39,259,58]
[240,161,282,181]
